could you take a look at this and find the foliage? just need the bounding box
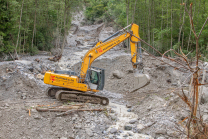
[85,0,208,59]
[0,0,82,56]
[85,0,108,22]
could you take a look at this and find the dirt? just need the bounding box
[1,11,208,139]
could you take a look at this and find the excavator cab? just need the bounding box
[87,67,105,91]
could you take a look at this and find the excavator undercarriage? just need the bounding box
[46,87,109,106]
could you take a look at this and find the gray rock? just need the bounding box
[116,136,122,139]
[33,115,40,119]
[127,109,131,112]
[128,132,133,136]
[123,134,128,137]
[156,65,167,70]
[72,117,77,121]
[110,128,117,134]
[124,125,132,130]
[203,115,208,121]
[86,129,94,137]
[119,130,124,133]
[74,125,82,129]
[126,104,132,108]
[110,109,116,113]
[145,122,155,127]
[112,70,124,79]
[171,83,178,86]
[28,67,34,72]
[60,137,67,139]
[157,137,166,139]
[129,119,137,124]
[102,130,108,135]
[110,115,117,121]
[137,124,145,131]
[109,135,114,139]
[156,129,167,135]
[204,109,208,113]
[21,93,27,99]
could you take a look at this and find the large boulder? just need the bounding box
[112,70,124,79]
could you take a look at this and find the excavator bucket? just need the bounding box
[130,70,150,93]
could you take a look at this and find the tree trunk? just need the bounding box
[23,30,25,54]
[32,0,37,49]
[178,3,186,52]
[132,0,138,23]
[126,0,130,49]
[61,0,67,55]
[171,0,173,56]
[148,0,151,46]
[15,0,24,59]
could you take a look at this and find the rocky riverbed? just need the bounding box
[1,11,208,139]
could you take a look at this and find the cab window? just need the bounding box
[90,71,98,84]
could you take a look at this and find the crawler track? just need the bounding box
[46,87,109,106]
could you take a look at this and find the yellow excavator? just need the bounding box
[44,23,150,105]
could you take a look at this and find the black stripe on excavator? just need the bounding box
[102,31,120,43]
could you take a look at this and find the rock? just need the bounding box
[112,70,124,79]
[34,115,40,119]
[116,136,122,139]
[156,65,167,70]
[127,69,133,73]
[21,93,27,99]
[137,124,145,131]
[108,135,114,139]
[102,130,108,135]
[72,117,77,121]
[51,48,61,56]
[86,129,93,137]
[126,104,132,108]
[123,134,128,137]
[129,119,137,124]
[127,109,131,112]
[74,125,82,129]
[171,83,178,86]
[36,74,44,80]
[203,115,208,121]
[166,79,171,83]
[110,128,117,134]
[28,67,34,72]
[119,130,124,133]
[145,122,155,127]
[124,125,132,130]
[60,137,67,139]
[157,136,166,139]
[110,109,116,113]
[204,109,208,113]
[128,132,133,136]
[110,115,117,120]
[15,60,32,65]
[155,129,167,135]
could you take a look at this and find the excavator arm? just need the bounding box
[80,23,141,81]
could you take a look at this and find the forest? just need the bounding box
[1,0,208,60]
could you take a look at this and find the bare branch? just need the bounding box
[198,17,208,39]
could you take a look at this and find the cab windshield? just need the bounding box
[90,70,98,84]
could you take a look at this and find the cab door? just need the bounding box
[88,67,105,90]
